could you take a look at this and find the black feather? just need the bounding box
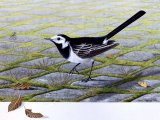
[70,40,119,58]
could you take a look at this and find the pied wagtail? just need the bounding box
[45,10,146,82]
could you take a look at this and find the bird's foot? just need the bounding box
[81,77,94,82]
[69,68,79,75]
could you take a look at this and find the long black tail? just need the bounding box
[105,10,146,39]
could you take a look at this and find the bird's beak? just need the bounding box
[44,38,52,41]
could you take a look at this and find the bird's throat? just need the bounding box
[54,43,70,59]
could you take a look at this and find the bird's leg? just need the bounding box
[81,61,95,82]
[69,63,80,74]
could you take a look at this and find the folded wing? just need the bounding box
[71,41,119,58]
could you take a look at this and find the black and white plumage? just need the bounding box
[45,10,146,82]
[45,34,119,82]
[46,34,119,63]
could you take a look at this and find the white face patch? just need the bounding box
[62,41,69,49]
[50,35,69,49]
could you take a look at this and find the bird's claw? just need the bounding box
[69,68,79,75]
[81,77,94,82]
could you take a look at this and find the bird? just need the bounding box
[45,34,119,82]
[44,10,146,82]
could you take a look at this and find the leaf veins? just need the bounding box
[25,109,43,118]
[8,95,22,112]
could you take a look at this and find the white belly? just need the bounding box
[68,49,93,64]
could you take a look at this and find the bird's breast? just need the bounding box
[68,47,92,64]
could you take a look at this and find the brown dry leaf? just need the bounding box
[25,109,43,118]
[13,83,30,90]
[8,95,22,112]
[106,54,114,58]
[138,81,148,88]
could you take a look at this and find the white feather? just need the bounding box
[51,35,69,49]
[68,47,93,64]
[62,41,69,49]
[102,39,108,44]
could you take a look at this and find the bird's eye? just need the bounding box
[57,37,61,40]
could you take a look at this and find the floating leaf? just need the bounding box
[25,109,43,118]
[8,95,22,112]
[138,81,148,88]
[13,83,30,90]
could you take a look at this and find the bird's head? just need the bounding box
[45,34,70,49]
